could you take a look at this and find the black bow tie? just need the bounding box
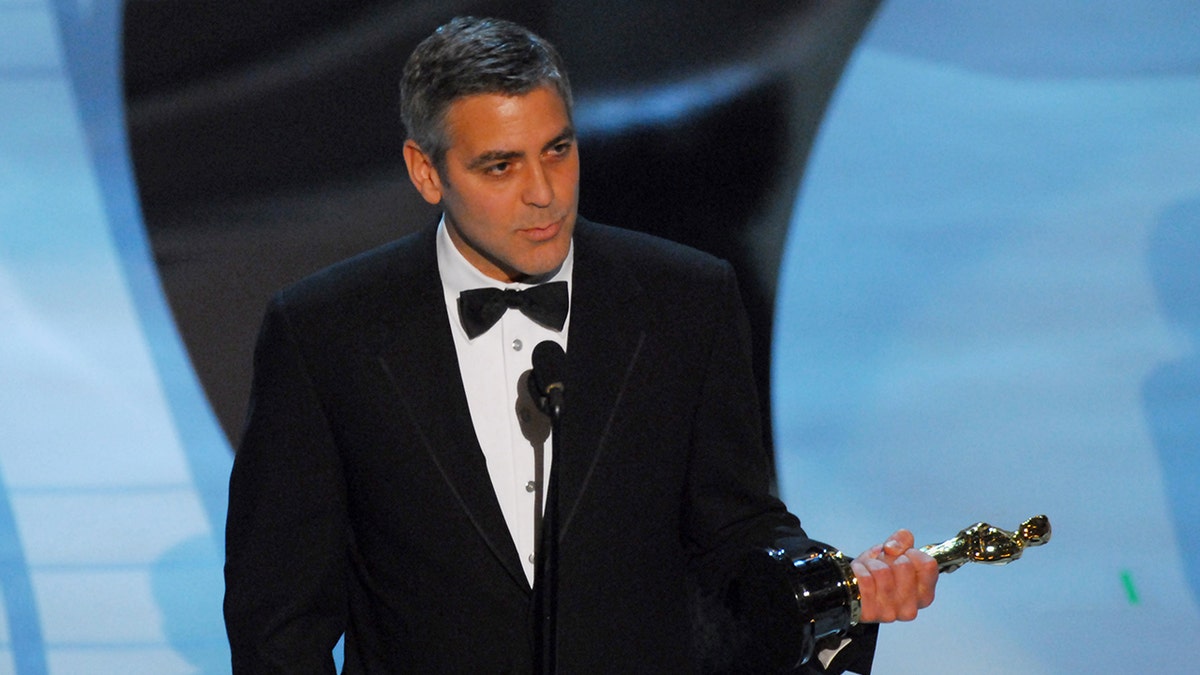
[457,281,569,339]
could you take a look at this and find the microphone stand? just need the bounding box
[532,362,565,675]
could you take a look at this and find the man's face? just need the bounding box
[404,85,579,282]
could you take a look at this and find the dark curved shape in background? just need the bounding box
[123,0,882,464]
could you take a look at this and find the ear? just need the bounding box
[403,139,444,205]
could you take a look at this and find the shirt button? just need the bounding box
[525,481,537,493]
[528,553,536,564]
[512,339,523,351]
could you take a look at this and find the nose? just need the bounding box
[523,161,554,208]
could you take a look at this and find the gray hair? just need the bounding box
[400,16,574,168]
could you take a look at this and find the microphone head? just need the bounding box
[529,341,567,417]
[531,340,567,390]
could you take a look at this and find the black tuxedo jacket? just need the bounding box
[224,218,872,673]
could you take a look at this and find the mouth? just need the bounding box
[520,216,564,242]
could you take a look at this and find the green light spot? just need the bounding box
[1120,569,1140,605]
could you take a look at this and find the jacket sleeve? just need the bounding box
[223,294,347,673]
[681,261,803,554]
[685,262,877,675]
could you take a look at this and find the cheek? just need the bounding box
[546,176,578,210]
[451,186,509,226]
[555,158,580,187]
[474,190,521,227]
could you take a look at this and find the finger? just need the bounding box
[878,528,912,559]
[854,544,884,568]
[851,559,878,623]
[880,540,904,561]
[889,554,920,621]
[882,529,915,558]
[851,558,873,590]
[910,548,939,609]
[863,557,896,623]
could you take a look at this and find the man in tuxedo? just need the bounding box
[223,16,938,673]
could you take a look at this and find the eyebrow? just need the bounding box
[544,126,577,151]
[466,150,521,171]
[465,126,576,171]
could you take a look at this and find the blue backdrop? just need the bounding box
[774,2,1200,672]
[1,1,228,672]
[0,1,1196,673]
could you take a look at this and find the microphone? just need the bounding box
[529,339,566,675]
[529,340,566,420]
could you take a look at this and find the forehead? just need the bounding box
[442,86,572,155]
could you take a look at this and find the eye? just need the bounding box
[549,140,573,157]
[484,161,511,176]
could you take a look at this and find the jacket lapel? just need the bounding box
[372,227,530,590]
[557,221,649,540]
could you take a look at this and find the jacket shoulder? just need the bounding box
[272,227,434,312]
[575,219,731,286]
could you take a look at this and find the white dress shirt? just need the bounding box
[436,220,572,585]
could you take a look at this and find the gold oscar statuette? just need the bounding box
[920,514,1052,574]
